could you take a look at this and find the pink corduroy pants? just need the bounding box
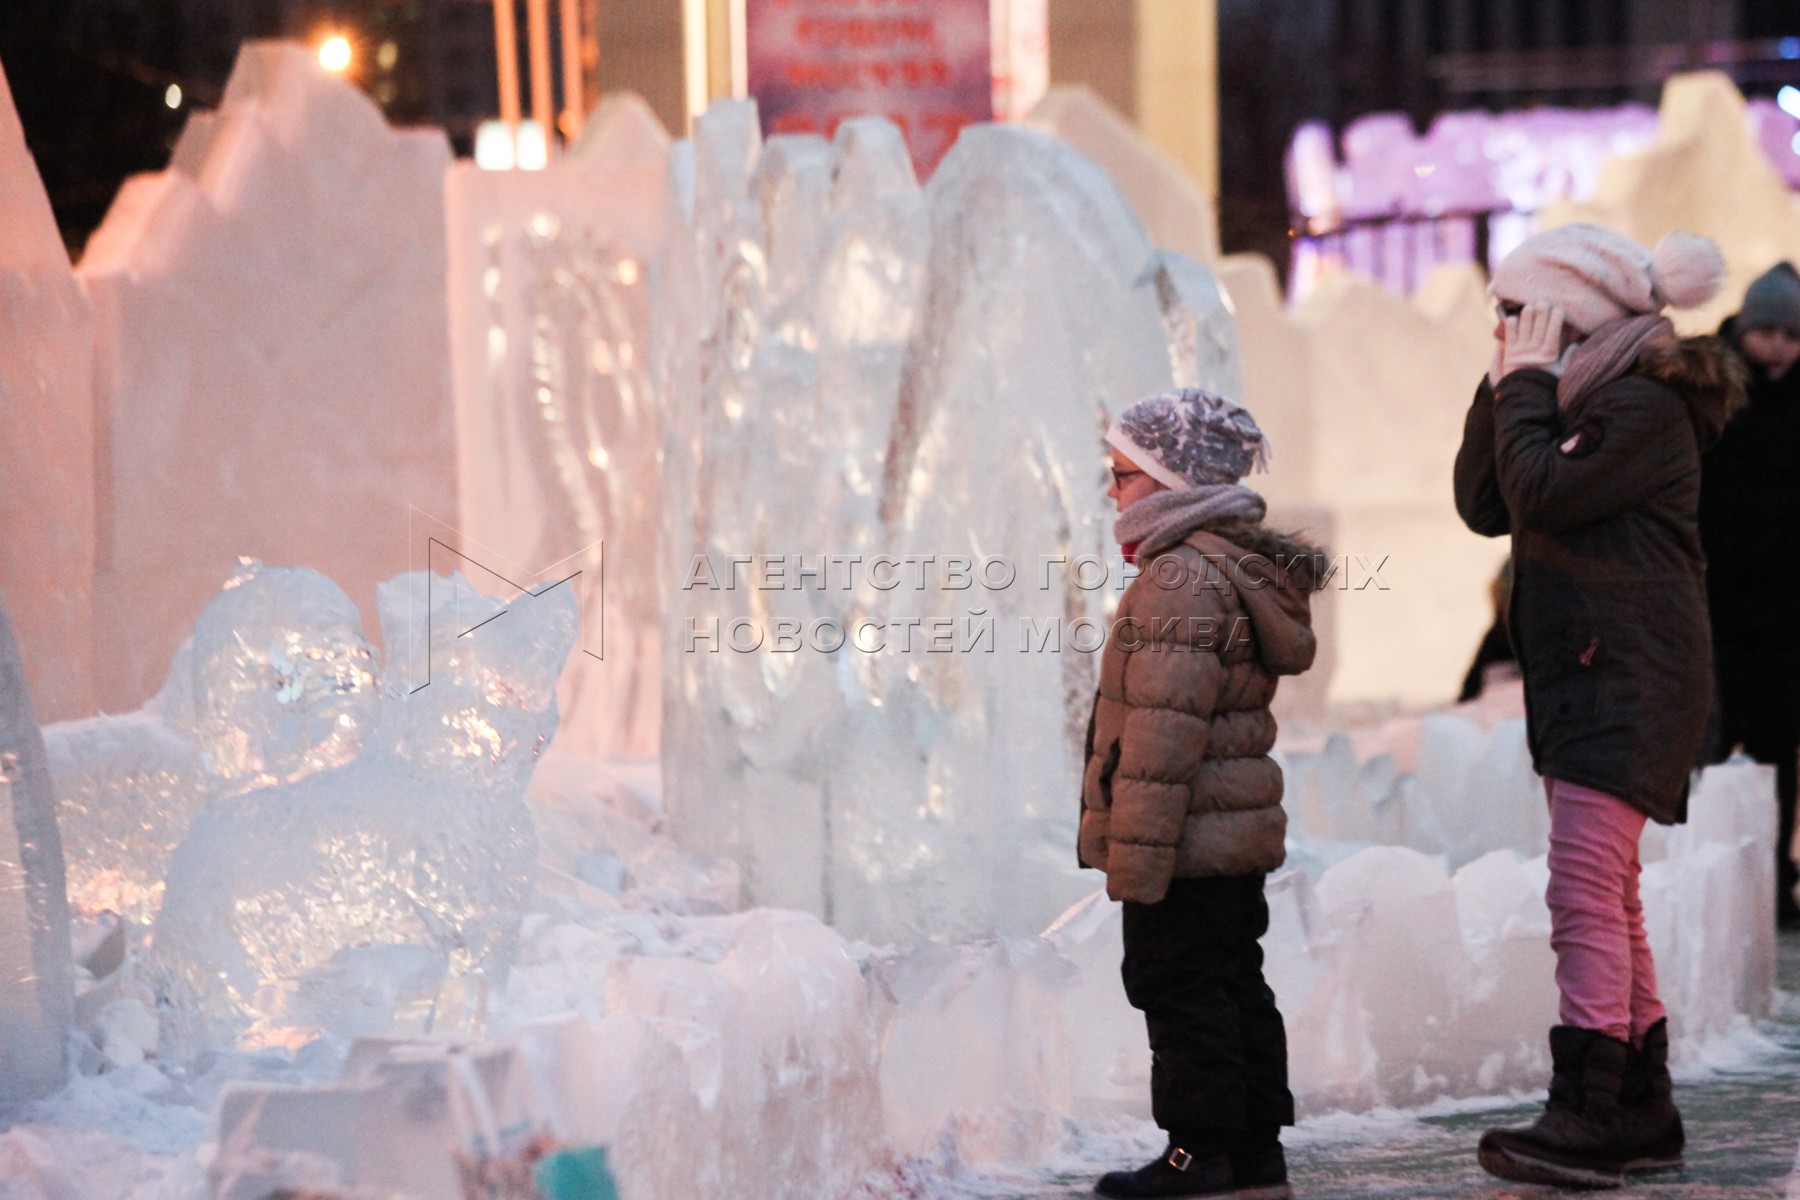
[1543,778,1668,1044]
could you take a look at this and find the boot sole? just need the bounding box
[1478,1142,1625,1190]
[1621,1153,1683,1175]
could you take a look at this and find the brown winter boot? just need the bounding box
[1618,1018,1683,1173]
[1478,1026,1633,1189]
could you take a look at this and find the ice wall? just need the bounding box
[446,92,671,761]
[1218,254,1508,707]
[197,732,1777,1190]
[142,564,573,1055]
[872,760,1774,1163]
[655,103,1243,941]
[209,911,891,1200]
[0,62,94,724]
[76,42,456,713]
[1028,84,1221,265]
[1545,72,1800,333]
[0,599,74,1100]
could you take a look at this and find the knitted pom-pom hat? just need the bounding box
[1490,223,1725,335]
[1106,389,1270,490]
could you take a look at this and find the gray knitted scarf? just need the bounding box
[1558,313,1672,411]
[1114,485,1268,558]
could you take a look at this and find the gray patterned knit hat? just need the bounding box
[1106,389,1270,489]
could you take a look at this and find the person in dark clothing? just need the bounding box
[1458,559,1517,703]
[1698,260,1800,931]
[1453,223,1743,1188]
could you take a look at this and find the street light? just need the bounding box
[319,35,352,73]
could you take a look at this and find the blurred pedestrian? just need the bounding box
[1698,261,1800,931]
[1453,224,1743,1188]
[1457,558,1517,702]
[1084,390,1321,1200]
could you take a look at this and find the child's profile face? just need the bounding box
[1739,326,1800,378]
[1107,450,1163,514]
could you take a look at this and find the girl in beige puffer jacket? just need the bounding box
[1085,390,1321,1200]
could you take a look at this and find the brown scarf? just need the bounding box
[1557,313,1673,411]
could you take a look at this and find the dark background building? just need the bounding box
[3,0,1797,267]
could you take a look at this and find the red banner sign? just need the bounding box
[745,0,994,178]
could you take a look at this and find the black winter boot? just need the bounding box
[1229,1125,1291,1200]
[1094,1142,1234,1198]
[1618,1018,1683,1173]
[1478,1026,1633,1189]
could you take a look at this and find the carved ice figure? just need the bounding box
[151,568,575,1053]
[446,91,671,762]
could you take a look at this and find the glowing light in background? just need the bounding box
[164,84,182,109]
[1780,37,1800,61]
[474,119,550,171]
[514,119,549,170]
[475,120,516,170]
[377,40,398,71]
[318,35,352,73]
[1779,86,1800,121]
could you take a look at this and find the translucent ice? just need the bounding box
[151,569,575,1053]
[657,103,1238,941]
[0,60,94,724]
[446,91,670,761]
[76,42,455,713]
[0,599,74,1100]
[1028,84,1220,264]
[217,913,892,1200]
[46,711,211,924]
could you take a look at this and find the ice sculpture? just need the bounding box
[447,92,670,761]
[655,102,1245,940]
[1028,84,1220,264]
[76,42,456,714]
[0,62,94,724]
[1283,714,1548,869]
[46,713,211,925]
[47,564,378,924]
[1546,72,1800,334]
[0,599,74,1100]
[213,912,891,1200]
[864,758,1774,1157]
[151,567,575,1054]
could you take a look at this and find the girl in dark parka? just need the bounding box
[1452,223,1742,1189]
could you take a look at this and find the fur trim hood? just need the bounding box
[1637,334,1747,449]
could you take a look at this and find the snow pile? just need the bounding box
[654,99,1242,943]
[446,93,671,762]
[75,42,456,715]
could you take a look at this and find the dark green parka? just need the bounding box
[1453,337,1742,824]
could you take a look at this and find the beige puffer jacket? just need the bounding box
[1078,525,1320,903]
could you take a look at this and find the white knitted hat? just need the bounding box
[1490,223,1725,335]
[1106,389,1269,489]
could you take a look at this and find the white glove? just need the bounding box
[1499,303,1566,378]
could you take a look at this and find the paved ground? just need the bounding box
[1001,933,1800,1200]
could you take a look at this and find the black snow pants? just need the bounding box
[1120,873,1294,1146]
[1713,631,1800,921]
